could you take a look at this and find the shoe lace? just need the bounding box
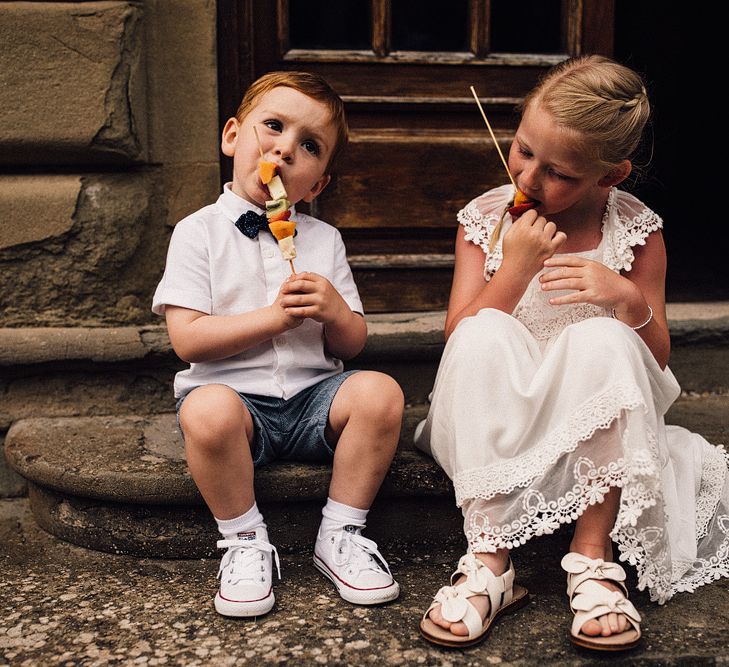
[216,538,281,584]
[330,527,393,578]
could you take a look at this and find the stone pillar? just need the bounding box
[0,1,220,495]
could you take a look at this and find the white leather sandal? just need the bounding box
[561,552,642,651]
[420,553,529,648]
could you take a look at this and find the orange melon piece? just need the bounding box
[268,220,296,240]
[259,161,277,184]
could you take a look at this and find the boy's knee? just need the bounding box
[374,374,405,424]
[346,372,404,425]
[179,385,251,447]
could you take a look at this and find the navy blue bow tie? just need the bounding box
[234,210,270,239]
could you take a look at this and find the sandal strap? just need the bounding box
[422,553,517,638]
[424,584,483,638]
[569,580,642,636]
[455,554,516,616]
[561,552,627,598]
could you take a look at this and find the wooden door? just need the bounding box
[217,0,614,312]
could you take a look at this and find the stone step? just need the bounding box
[6,395,728,559]
[5,405,464,558]
[1,303,728,434]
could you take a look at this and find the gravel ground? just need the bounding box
[2,498,728,667]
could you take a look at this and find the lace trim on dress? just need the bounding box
[464,425,673,600]
[457,186,664,281]
[457,200,503,280]
[463,422,679,601]
[696,445,729,540]
[465,455,639,549]
[602,188,663,272]
[668,514,729,596]
[462,400,729,602]
[453,382,645,505]
[512,292,609,341]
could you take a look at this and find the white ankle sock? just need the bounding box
[215,503,267,540]
[318,498,369,537]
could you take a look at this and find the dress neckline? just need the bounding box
[553,187,614,257]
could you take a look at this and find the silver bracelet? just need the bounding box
[611,305,653,330]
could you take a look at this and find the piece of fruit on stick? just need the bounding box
[268,219,297,260]
[507,189,540,217]
[259,161,288,199]
[259,159,296,259]
[259,160,277,185]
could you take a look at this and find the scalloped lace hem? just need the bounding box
[463,423,729,604]
[453,382,646,506]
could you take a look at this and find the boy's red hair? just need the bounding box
[236,71,349,173]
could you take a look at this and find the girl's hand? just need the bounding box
[502,210,567,278]
[540,256,642,311]
[279,272,347,325]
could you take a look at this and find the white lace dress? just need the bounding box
[414,184,729,604]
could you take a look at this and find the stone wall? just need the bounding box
[0,1,221,327]
[0,1,221,494]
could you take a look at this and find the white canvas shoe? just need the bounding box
[314,525,399,605]
[214,527,281,617]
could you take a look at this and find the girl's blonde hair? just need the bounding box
[523,54,650,169]
[488,56,650,253]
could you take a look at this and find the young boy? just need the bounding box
[152,71,404,617]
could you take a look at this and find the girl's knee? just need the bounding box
[451,309,519,343]
[564,316,635,349]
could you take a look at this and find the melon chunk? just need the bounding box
[268,220,296,241]
[269,220,297,260]
[267,175,287,200]
[259,161,277,185]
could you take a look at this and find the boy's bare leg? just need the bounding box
[326,371,404,508]
[178,384,256,520]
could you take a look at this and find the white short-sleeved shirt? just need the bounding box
[152,183,364,399]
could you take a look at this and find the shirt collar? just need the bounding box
[216,182,297,223]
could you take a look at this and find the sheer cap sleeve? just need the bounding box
[457,184,514,281]
[602,188,663,272]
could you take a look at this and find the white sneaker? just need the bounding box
[314,525,400,605]
[214,527,281,617]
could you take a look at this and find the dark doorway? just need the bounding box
[615,3,725,301]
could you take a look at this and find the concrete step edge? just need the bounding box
[6,395,728,508]
[5,407,454,506]
[2,302,729,367]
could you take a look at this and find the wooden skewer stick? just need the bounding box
[253,125,264,158]
[254,126,295,274]
[469,86,517,189]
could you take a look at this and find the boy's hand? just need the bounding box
[271,278,305,330]
[279,272,348,325]
[502,209,566,278]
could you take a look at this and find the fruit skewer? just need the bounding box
[253,126,297,274]
[469,86,539,218]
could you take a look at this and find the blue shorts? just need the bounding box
[176,370,359,467]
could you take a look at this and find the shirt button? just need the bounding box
[263,248,274,258]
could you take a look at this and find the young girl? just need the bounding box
[415,55,729,650]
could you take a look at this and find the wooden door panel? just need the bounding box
[218,0,615,312]
[319,133,513,229]
[352,265,454,313]
[284,62,557,100]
